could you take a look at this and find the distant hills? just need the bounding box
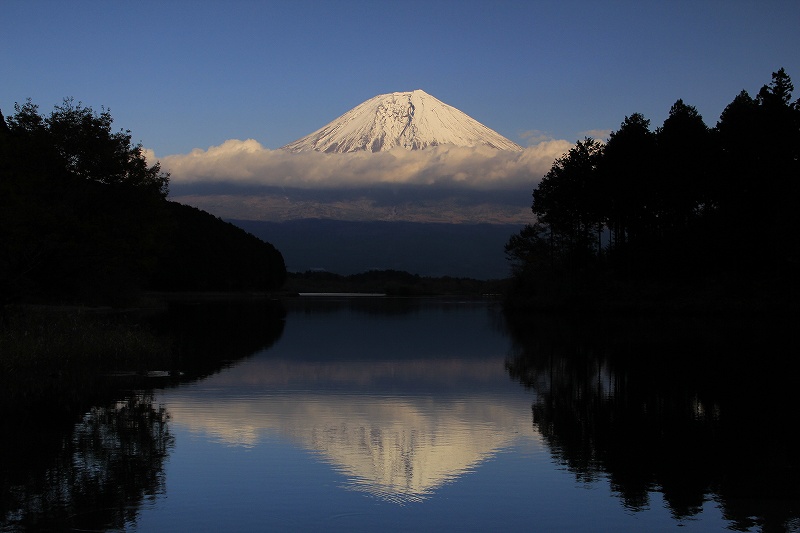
[230,218,519,280]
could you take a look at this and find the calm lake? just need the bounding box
[2,297,798,532]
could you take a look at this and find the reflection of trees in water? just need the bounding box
[504,313,800,532]
[1,393,172,531]
[1,298,287,531]
[147,297,286,381]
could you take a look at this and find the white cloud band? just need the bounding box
[157,138,572,191]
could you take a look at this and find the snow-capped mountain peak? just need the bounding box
[281,89,522,153]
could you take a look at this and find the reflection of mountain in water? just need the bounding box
[166,357,535,503]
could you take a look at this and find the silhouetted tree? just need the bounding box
[754,68,800,274]
[2,98,286,304]
[654,100,712,231]
[713,69,800,276]
[532,138,604,268]
[504,222,552,276]
[598,113,657,250]
[715,90,758,211]
[48,99,169,196]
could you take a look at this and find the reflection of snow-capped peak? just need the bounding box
[167,393,538,503]
[282,89,523,153]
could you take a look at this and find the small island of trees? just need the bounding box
[505,68,800,312]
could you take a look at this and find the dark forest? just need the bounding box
[0,99,286,306]
[505,69,800,311]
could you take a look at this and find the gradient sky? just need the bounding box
[3,0,799,159]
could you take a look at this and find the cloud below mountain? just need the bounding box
[159,138,571,190]
[152,88,576,223]
[156,138,572,223]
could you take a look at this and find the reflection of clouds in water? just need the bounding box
[166,393,537,503]
[161,304,535,503]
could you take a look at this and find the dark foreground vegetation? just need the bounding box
[0,98,286,307]
[506,69,800,312]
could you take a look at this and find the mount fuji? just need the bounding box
[281,89,523,153]
[169,90,542,277]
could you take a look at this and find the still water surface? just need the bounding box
[3,297,798,532]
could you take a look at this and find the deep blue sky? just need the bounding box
[3,0,799,157]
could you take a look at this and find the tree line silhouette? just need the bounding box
[1,99,286,305]
[505,69,800,310]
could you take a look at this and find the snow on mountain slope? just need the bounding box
[281,90,523,153]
